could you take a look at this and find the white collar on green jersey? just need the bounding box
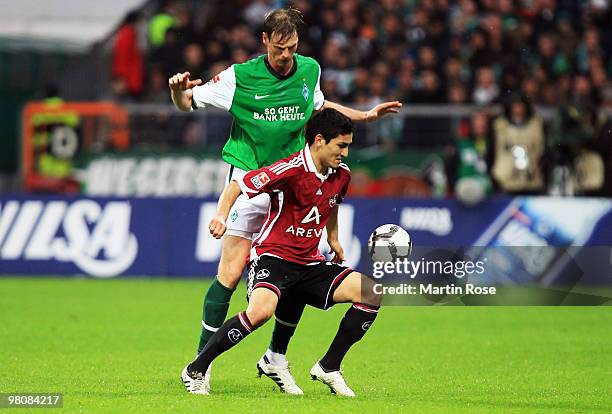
[303,145,333,182]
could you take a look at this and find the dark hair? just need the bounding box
[263,8,303,41]
[502,92,533,120]
[306,109,353,145]
[123,10,141,25]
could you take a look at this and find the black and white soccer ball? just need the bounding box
[368,224,412,262]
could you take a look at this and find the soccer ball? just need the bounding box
[368,224,412,262]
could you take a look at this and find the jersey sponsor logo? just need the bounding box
[227,328,243,343]
[285,225,323,238]
[253,106,306,122]
[0,200,138,277]
[254,94,270,100]
[250,172,271,189]
[301,206,321,225]
[401,207,453,236]
[256,268,270,279]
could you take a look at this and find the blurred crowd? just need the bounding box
[111,0,612,197]
[113,0,612,107]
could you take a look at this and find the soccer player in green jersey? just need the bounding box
[169,7,401,394]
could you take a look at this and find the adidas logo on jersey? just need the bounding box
[316,189,323,195]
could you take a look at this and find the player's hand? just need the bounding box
[328,239,345,264]
[365,101,402,122]
[168,71,203,92]
[209,215,227,239]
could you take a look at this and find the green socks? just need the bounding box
[268,318,297,354]
[197,277,235,354]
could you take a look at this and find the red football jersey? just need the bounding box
[235,145,351,265]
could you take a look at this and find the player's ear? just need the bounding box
[315,134,325,147]
[262,32,268,46]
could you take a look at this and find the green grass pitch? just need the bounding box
[1,277,611,413]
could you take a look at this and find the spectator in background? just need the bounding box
[520,76,540,102]
[151,28,183,78]
[204,40,229,68]
[322,47,355,101]
[396,70,414,103]
[550,75,602,194]
[539,82,559,107]
[172,4,197,47]
[182,43,205,80]
[243,0,275,29]
[448,110,493,205]
[472,66,499,105]
[447,81,468,104]
[533,32,571,79]
[412,70,444,103]
[588,56,609,90]
[444,55,469,85]
[366,75,388,107]
[122,0,611,195]
[576,26,603,75]
[558,75,599,144]
[449,0,480,36]
[587,85,612,196]
[112,10,144,100]
[555,14,579,60]
[467,28,495,69]
[491,94,546,194]
[480,13,504,69]
[149,0,178,48]
[416,45,440,73]
[230,48,250,64]
[347,66,371,103]
[144,64,171,103]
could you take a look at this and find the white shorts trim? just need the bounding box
[225,229,255,240]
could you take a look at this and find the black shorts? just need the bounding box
[247,255,353,310]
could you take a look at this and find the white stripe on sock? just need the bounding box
[201,320,220,332]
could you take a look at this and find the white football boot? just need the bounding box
[257,355,304,395]
[181,364,211,395]
[309,361,356,397]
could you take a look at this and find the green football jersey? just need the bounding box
[192,54,324,170]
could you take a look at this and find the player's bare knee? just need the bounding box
[216,269,242,289]
[245,306,274,327]
[217,236,251,288]
[246,290,277,327]
[361,275,383,307]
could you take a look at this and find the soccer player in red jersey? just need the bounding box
[182,109,382,397]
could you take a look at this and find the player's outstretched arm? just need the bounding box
[168,71,203,112]
[209,181,242,239]
[321,100,402,122]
